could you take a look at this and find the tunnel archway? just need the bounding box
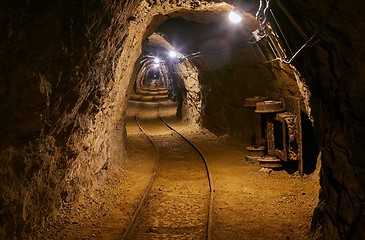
[128,10,314,141]
[123,5,322,237]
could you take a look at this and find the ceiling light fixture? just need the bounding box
[154,58,160,64]
[229,11,242,24]
[169,50,177,58]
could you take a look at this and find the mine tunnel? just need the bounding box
[0,0,364,239]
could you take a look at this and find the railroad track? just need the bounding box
[122,111,214,239]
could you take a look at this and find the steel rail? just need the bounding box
[122,109,214,240]
[157,102,214,240]
[121,116,160,240]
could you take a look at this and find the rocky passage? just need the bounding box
[32,116,320,239]
[1,0,365,239]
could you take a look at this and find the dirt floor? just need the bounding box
[32,116,320,240]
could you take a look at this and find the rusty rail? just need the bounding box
[158,115,214,240]
[120,116,160,240]
[121,113,214,240]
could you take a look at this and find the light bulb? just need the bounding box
[169,50,177,58]
[229,11,242,24]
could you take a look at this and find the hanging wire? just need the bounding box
[269,9,293,57]
[253,0,339,64]
[275,0,309,41]
[281,0,338,63]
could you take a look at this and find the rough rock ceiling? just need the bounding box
[144,7,260,54]
[155,17,251,54]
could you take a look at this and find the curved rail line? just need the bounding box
[121,116,160,240]
[158,115,214,240]
[121,107,214,240]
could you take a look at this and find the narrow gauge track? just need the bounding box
[122,115,214,240]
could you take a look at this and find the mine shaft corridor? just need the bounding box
[122,111,320,240]
[2,1,364,239]
[35,110,319,239]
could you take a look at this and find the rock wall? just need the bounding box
[172,60,202,124]
[0,0,139,237]
[277,0,365,239]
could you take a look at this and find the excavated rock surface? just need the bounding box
[1,1,134,237]
[278,1,365,239]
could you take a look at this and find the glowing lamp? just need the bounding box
[229,11,242,24]
[169,50,177,58]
